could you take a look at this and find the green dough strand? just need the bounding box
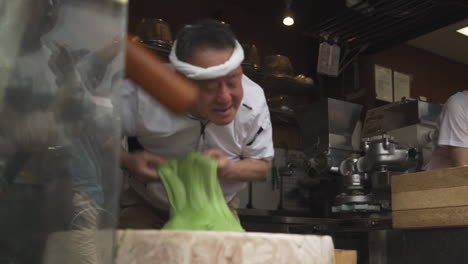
[158,152,245,232]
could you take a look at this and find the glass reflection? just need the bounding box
[0,0,126,263]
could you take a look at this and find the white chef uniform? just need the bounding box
[119,74,274,209]
[424,91,468,170]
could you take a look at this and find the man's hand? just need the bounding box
[204,149,232,179]
[121,151,167,183]
[204,149,272,181]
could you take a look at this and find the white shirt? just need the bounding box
[119,75,274,209]
[424,91,468,170]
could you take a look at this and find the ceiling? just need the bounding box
[129,0,468,74]
[128,0,349,74]
[304,0,468,54]
[407,18,468,66]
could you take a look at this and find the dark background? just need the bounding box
[128,0,468,106]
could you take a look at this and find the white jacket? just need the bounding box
[119,75,274,209]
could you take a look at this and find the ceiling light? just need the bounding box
[283,16,294,26]
[456,26,468,37]
[283,0,294,27]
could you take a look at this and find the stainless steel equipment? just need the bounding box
[362,98,442,137]
[362,98,442,164]
[333,134,420,214]
[330,98,442,216]
[296,98,363,173]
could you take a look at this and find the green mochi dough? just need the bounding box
[158,152,244,232]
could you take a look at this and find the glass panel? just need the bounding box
[0,0,127,263]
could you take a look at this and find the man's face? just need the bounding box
[188,47,243,125]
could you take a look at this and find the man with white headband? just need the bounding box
[119,20,274,228]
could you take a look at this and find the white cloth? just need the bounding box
[119,75,274,209]
[168,40,244,80]
[424,91,468,170]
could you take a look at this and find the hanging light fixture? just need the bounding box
[283,0,294,26]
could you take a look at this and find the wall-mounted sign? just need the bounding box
[394,71,411,101]
[374,64,412,103]
[317,38,340,77]
[374,65,393,102]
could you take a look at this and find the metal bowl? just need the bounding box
[263,54,294,77]
[134,18,173,48]
[241,44,260,70]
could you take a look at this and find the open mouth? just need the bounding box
[213,105,233,116]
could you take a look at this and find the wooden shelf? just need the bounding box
[141,43,318,98]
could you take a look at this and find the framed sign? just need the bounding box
[374,65,393,102]
[374,65,412,102]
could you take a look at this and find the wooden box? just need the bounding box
[335,250,357,264]
[392,166,468,229]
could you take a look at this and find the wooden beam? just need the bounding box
[392,185,468,211]
[392,166,468,193]
[393,206,468,229]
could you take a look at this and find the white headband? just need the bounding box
[169,40,244,80]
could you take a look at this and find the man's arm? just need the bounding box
[448,146,468,167]
[220,158,272,181]
[120,148,167,182]
[205,149,272,181]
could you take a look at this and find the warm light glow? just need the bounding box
[457,26,468,37]
[283,16,294,26]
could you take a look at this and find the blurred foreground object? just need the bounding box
[126,36,198,114]
[0,1,127,263]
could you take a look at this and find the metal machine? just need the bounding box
[332,98,442,215]
[296,98,363,174]
[332,134,420,214]
[294,98,363,216]
[362,98,442,164]
[241,97,441,218]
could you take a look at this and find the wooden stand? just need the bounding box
[392,166,468,229]
[335,250,358,264]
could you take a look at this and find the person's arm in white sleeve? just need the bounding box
[119,80,167,182]
[205,149,272,181]
[206,99,274,181]
[438,93,468,167]
[120,150,167,181]
[119,80,138,137]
